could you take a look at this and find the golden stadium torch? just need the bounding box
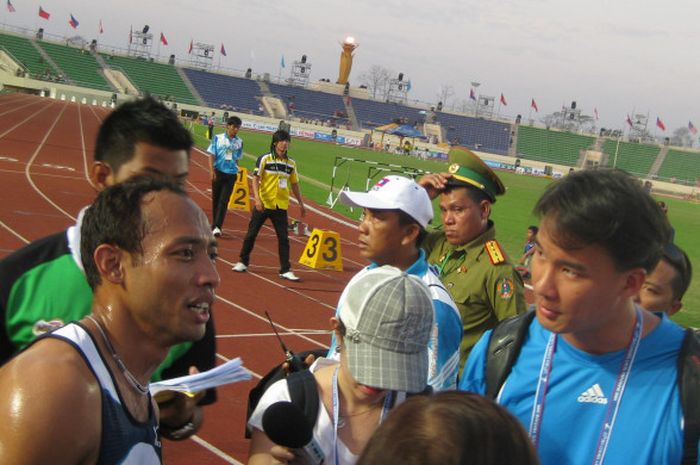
[337,36,358,85]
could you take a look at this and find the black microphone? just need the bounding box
[262,401,325,465]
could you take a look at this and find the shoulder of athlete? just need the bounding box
[0,337,100,464]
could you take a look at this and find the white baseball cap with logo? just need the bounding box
[338,176,433,228]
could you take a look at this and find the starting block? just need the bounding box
[299,228,343,271]
[227,167,251,212]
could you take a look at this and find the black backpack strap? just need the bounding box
[286,369,320,429]
[679,328,700,465]
[485,310,536,400]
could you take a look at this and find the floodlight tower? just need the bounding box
[387,72,409,104]
[289,54,312,87]
[337,36,358,85]
[129,25,153,59]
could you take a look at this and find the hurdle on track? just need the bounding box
[326,156,429,208]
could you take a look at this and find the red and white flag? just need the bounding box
[160,32,168,46]
[531,98,539,112]
[38,6,50,19]
[689,121,698,136]
[6,0,16,13]
[594,107,599,121]
[500,93,507,106]
[99,19,104,34]
[188,39,193,54]
[656,117,666,131]
[469,88,476,101]
[626,114,634,128]
[220,43,227,57]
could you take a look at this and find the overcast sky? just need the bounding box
[2,0,698,135]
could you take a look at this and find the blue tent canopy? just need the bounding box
[384,124,425,139]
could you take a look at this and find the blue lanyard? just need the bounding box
[331,366,392,465]
[528,308,643,465]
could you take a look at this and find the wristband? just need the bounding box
[160,416,196,441]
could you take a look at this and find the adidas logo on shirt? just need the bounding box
[577,383,608,404]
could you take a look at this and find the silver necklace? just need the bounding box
[86,315,149,396]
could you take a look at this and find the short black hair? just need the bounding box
[270,129,291,154]
[527,225,539,235]
[81,176,187,289]
[534,169,671,272]
[227,116,242,127]
[396,209,428,247]
[662,242,692,301]
[94,97,193,173]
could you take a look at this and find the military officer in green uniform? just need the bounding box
[419,147,526,369]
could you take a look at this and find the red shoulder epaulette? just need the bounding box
[485,240,506,265]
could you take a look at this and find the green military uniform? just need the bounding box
[423,147,526,369]
[424,222,526,369]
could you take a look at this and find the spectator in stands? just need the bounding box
[0,97,217,433]
[247,265,434,465]
[460,168,689,465]
[232,130,306,281]
[419,147,526,369]
[357,392,539,465]
[328,176,463,391]
[0,177,220,463]
[207,116,244,238]
[636,242,692,316]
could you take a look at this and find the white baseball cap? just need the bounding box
[339,176,433,228]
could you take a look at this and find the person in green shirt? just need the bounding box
[419,147,526,369]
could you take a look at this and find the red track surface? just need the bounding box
[0,94,369,465]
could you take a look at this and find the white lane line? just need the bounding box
[189,435,245,465]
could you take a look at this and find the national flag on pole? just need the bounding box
[469,88,476,101]
[188,39,193,54]
[656,117,666,131]
[500,93,507,106]
[129,26,133,44]
[68,14,79,29]
[38,6,50,19]
[594,107,599,120]
[406,80,412,92]
[626,114,634,128]
[531,98,539,112]
[160,32,168,46]
[99,19,104,34]
[688,121,698,135]
[220,43,227,56]
[280,55,285,68]
[6,0,16,13]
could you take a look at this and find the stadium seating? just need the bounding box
[0,32,57,77]
[600,140,659,176]
[351,98,425,128]
[183,68,263,114]
[102,54,198,105]
[517,126,594,166]
[267,83,348,125]
[435,112,511,155]
[657,148,700,184]
[37,41,111,91]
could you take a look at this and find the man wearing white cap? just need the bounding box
[328,175,462,391]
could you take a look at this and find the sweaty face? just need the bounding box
[123,191,219,346]
[531,218,640,351]
[357,209,412,266]
[438,188,489,246]
[636,259,680,315]
[112,142,189,186]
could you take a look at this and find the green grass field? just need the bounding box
[195,125,700,328]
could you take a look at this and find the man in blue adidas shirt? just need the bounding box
[207,116,243,237]
[328,176,462,390]
[460,169,694,465]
